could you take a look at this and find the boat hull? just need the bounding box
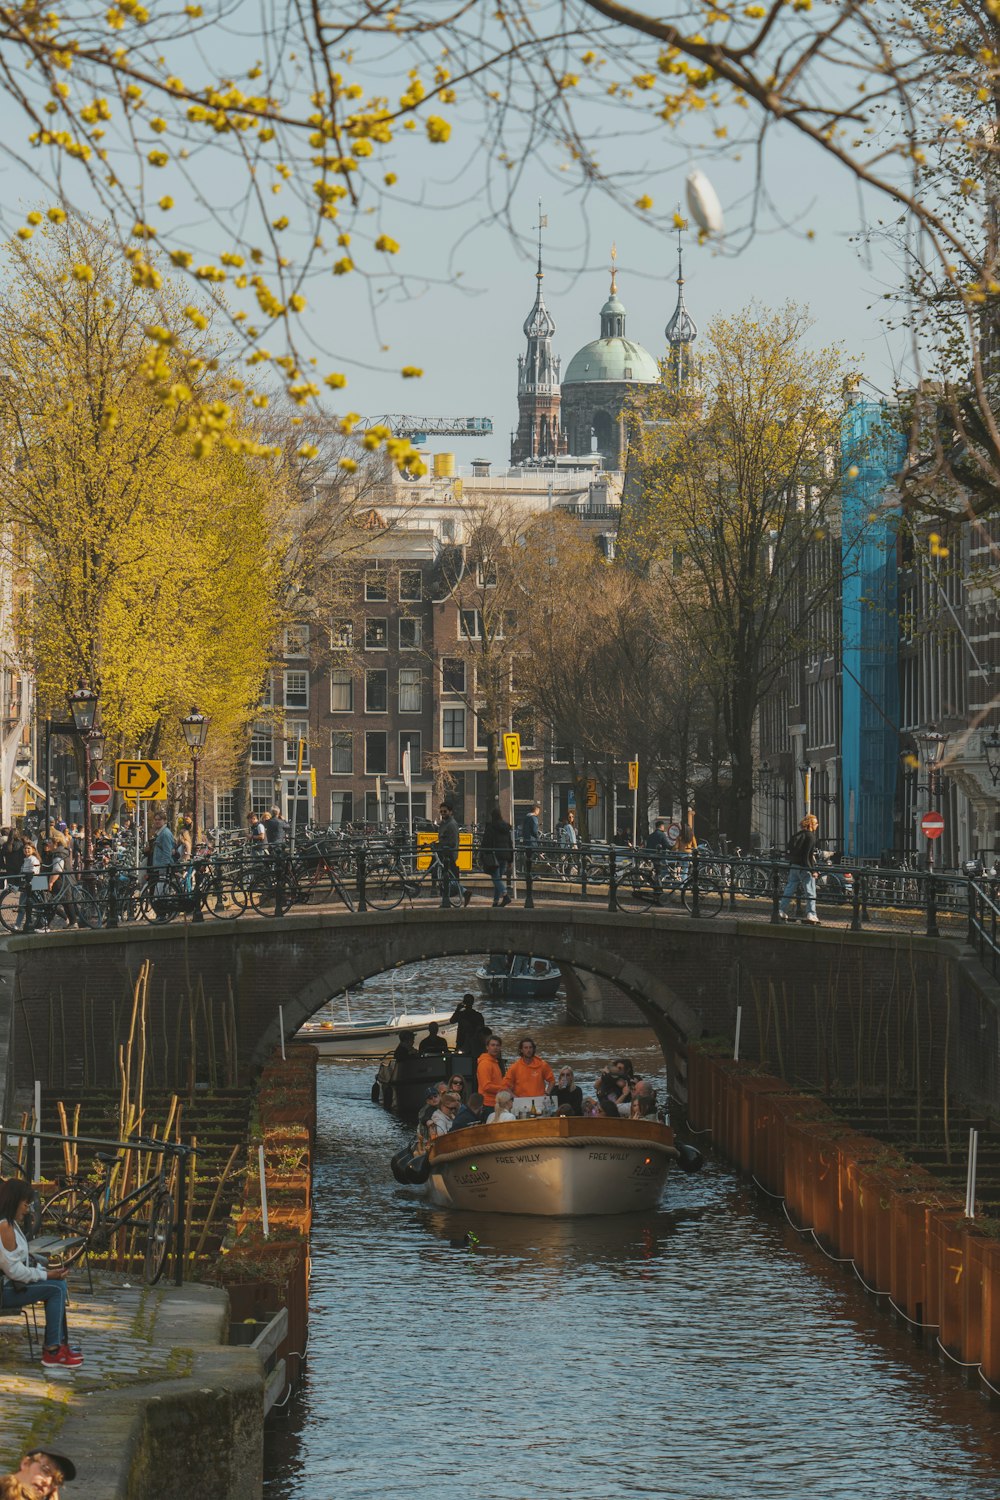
[475,972,562,1000]
[424,1117,674,1216]
[298,1014,457,1058]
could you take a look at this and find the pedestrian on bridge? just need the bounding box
[779,814,821,925]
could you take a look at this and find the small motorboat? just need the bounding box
[475,953,562,1000]
[297,1010,457,1058]
[398,1116,699,1216]
[375,1051,476,1117]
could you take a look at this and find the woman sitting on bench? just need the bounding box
[0,1179,82,1373]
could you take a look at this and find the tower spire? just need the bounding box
[610,242,618,296]
[511,205,565,465]
[665,212,698,386]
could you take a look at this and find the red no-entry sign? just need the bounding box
[920,810,945,840]
[89,779,112,809]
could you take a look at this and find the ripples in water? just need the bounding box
[264,959,1000,1499]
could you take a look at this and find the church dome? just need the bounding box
[563,337,660,385]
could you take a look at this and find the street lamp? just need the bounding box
[67,680,100,870]
[799,762,812,816]
[914,725,948,871]
[984,729,1000,787]
[180,708,209,925]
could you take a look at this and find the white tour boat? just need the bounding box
[297,1010,457,1058]
[417,1115,686,1216]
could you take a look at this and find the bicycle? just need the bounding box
[364,844,465,910]
[39,1140,179,1284]
[244,847,356,916]
[0,874,102,934]
[614,853,725,917]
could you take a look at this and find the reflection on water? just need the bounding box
[267,959,1000,1499]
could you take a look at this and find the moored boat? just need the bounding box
[374,1050,476,1116]
[297,1011,457,1058]
[419,1116,686,1215]
[475,953,562,1000]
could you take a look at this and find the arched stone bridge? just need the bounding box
[3,904,991,1111]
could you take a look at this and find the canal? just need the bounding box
[263,959,1000,1498]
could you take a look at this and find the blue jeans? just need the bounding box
[2,1278,69,1347]
[489,860,510,902]
[780,866,817,919]
[439,855,463,905]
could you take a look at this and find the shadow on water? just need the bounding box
[264,958,1000,1500]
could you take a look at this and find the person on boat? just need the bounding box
[486,1089,516,1124]
[581,1096,602,1118]
[501,1037,555,1101]
[392,1029,417,1061]
[429,1092,461,1139]
[476,1035,504,1115]
[450,994,488,1055]
[447,1073,466,1100]
[596,1065,632,1118]
[552,1066,583,1116]
[630,1080,659,1120]
[451,1092,487,1130]
[418,1022,449,1057]
[7,1449,76,1498]
[480,806,514,907]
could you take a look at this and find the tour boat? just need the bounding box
[395,1116,693,1216]
[474,953,562,1001]
[297,1010,458,1058]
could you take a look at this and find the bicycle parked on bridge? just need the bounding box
[364,844,466,910]
[613,852,725,917]
[39,1138,179,1285]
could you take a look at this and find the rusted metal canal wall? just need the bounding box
[688,1048,1000,1399]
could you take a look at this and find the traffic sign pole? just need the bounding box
[631,754,639,848]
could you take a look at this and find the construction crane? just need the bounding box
[361,415,493,445]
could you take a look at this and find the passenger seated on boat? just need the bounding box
[630,1080,659,1120]
[596,1065,631,1117]
[486,1090,516,1124]
[447,1074,467,1099]
[393,1029,418,1061]
[552,1067,583,1116]
[476,1036,504,1115]
[429,1092,461,1138]
[418,1022,450,1057]
[501,1037,555,1099]
[450,995,488,1056]
[451,1092,487,1130]
[582,1097,601,1118]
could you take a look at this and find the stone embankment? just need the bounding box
[689,1045,1000,1400]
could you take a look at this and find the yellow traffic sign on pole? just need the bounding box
[585,777,599,809]
[115,759,167,800]
[503,732,521,771]
[627,760,639,791]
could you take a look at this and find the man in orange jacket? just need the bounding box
[501,1037,555,1099]
[476,1035,504,1114]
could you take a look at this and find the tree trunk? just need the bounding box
[486,730,500,819]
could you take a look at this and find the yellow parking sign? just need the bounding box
[503,732,521,771]
[628,760,639,791]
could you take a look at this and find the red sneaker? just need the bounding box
[41,1345,82,1371]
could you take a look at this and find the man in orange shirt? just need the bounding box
[476,1035,504,1115]
[501,1037,555,1099]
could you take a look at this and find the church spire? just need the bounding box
[511,203,565,465]
[664,219,698,385]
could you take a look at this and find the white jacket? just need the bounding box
[0,1218,45,1284]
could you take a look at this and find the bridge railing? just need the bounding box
[0,840,977,939]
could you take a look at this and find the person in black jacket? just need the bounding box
[779,814,820,925]
[480,805,514,907]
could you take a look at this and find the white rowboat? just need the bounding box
[297,1010,458,1058]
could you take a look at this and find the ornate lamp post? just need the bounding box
[179,707,210,844]
[984,729,1000,788]
[914,725,947,871]
[67,681,100,871]
[799,762,812,817]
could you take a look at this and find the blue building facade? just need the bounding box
[840,397,906,858]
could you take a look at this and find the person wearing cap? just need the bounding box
[9,1450,76,1498]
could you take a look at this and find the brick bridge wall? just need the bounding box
[3,910,998,1113]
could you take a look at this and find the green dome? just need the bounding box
[563,337,661,385]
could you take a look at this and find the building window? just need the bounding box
[365,618,388,650]
[476,560,498,587]
[399,730,421,775]
[284,624,309,657]
[400,570,422,602]
[330,669,353,713]
[512,709,535,749]
[399,667,422,713]
[215,793,236,830]
[331,731,353,775]
[330,790,353,826]
[250,721,273,764]
[365,731,388,775]
[442,658,466,694]
[251,777,273,816]
[365,572,388,601]
[476,713,491,751]
[441,519,455,542]
[442,707,466,749]
[331,620,353,650]
[551,741,571,764]
[459,609,482,640]
[283,721,310,765]
[365,669,388,713]
[260,673,273,708]
[399,617,423,650]
[284,671,309,709]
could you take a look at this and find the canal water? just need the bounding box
[263,959,1000,1499]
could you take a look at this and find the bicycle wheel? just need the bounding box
[39,1186,96,1266]
[144,1192,175,1285]
[248,867,297,916]
[201,872,247,920]
[682,879,724,917]
[365,864,408,910]
[72,887,103,930]
[0,886,24,933]
[615,867,656,912]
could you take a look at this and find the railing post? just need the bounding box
[174,1149,188,1288]
[524,847,535,910]
[274,853,286,919]
[690,848,701,918]
[861,869,870,924]
[608,846,618,913]
[967,877,977,945]
[851,867,863,933]
[580,846,588,902]
[356,844,367,913]
[925,870,939,938]
[106,870,119,929]
[770,863,781,924]
[191,859,204,923]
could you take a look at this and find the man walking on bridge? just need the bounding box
[779,814,821,925]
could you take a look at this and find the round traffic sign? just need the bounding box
[667,822,681,841]
[89,779,112,809]
[920,810,945,840]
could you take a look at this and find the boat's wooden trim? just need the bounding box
[428,1115,673,1166]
